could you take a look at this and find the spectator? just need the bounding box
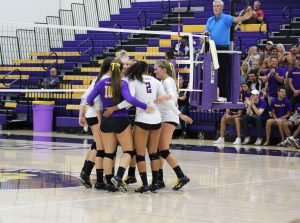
[245,46,260,70]
[177,76,189,137]
[214,83,250,145]
[247,71,263,92]
[260,41,273,63]
[281,103,300,146]
[242,89,268,145]
[263,57,286,105]
[174,36,189,57]
[288,55,300,105]
[43,67,60,89]
[244,1,264,24]
[277,43,286,57]
[280,45,299,71]
[263,87,292,146]
[165,50,176,70]
[240,61,250,84]
[203,0,253,101]
[253,60,262,77]
[262,47,279,72]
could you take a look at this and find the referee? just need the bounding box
[204,0,253,101]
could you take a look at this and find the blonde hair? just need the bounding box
[156,59,178,91]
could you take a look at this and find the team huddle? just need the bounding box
[78,55,193,193]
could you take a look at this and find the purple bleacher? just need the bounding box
[75,33,128,41]
[110,13,162,20]
[56,117,80,128]
[63,40,113,48]
[99,20,152,27]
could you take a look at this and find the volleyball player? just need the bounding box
[104,61,192,193]
[79,57,113,189]
[155,60,191,190]
[87,60,153,192]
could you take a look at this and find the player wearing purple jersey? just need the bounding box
[87,60,152,192]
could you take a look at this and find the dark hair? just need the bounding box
[270,56,278,61]
[277,86,286,92]
[126,61,149,82]
[271,47,278,52]
[110,60,123,103]
[296,55,300,60]
[166,50,175,60]
[182,36,189,41]
[95,57,114,83]
[248,70,257,77]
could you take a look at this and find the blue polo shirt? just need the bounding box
[205,13,234,46]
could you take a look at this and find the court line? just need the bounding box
[187,176,300,191]
[0,192,126,211]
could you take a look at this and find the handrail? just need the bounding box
[234,36,242,51]
[77,38,95,59]
[41,52,58,71]
[138,10,147,29]
[187,0,191,12]
[1,69,22,88]
[259,21,268,35]
[161,0,171,25]
[282,6,292,37]
[113,24,123,49]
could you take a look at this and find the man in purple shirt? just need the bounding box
[263,57,286,105]
[288,55,300,105]
[264,87,292,146]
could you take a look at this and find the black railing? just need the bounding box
[41,52,58,71]
[113,24,123,49]
[161,0,171,25]
[187,0,191,12]
[259,21,268,35]
[1,69,22,88]
[234,36,242,51]
[138,10,147,32]
[77,38,95,59]
[283,6,292,37]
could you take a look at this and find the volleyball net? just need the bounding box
[0,22,208,96]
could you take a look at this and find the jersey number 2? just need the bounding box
[145,82,152,93]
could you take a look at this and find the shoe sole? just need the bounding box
[111,178,127,193]
[172,178,190,191]
[79,177,92,188]
[288,138,300,149]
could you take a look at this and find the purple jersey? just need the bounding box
[255,99,268,120]
[87,77,147,117]
[288,66,300,90]
[270,97,292,118]
[264,67,286,97]
[241,92,251,102]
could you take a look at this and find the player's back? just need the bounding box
[128,75,162,124]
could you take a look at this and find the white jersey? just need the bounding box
[158,77,180,124]
[80,74,107,118]
[118,76,180,124]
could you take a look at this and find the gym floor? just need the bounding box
[0,130,300,223]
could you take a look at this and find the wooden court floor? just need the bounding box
[0,130,300,223]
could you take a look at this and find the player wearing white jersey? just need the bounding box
[155,60,191,190]
[78,57,113,190]
[104,61,192,192]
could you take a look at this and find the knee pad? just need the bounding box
[124,151,135,158]
[91,141,96,150]
[105,153,115,160]
[96,150,105,158]
[149,152,159,161]
[136,155,145,163]
[160,150,170,159]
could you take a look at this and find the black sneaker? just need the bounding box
[149,183,159,193]
[106,184,118,192]
[124,176,137,185]
[157,180,166,189]
[172,176,190,191]
[94,182,106,190]
[79,172,92,188]
[135,185,149,193]
[111,176,127,193]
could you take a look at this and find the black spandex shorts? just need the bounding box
[86,117,99,126]
[101,116,131,133]
[134,122,161,131]
[163,122,178,127]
